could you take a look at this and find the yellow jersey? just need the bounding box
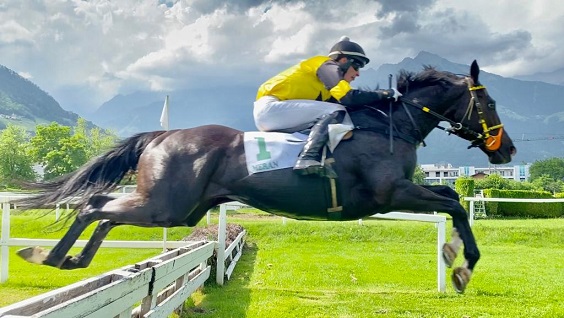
[256,56,352,102]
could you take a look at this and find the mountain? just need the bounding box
[353,51,564,165]
[89,86,257,136]
[0,65,89,131]
[88,51,564,165]
[2,52,563,166]
[516,67,564,86]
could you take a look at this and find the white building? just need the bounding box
[421,163,530,185]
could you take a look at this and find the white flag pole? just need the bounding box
[160,95,170,131]
[160,95,169,250]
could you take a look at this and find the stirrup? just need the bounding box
[293,159,322,175]
[293,159,338,178]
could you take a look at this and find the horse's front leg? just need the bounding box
[390,181,479,293]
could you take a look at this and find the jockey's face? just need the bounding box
[344,64,359,82]
[338,57,360,83]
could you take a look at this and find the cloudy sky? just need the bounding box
[1,0,562,114]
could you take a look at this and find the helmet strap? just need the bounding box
[336,55,353,73]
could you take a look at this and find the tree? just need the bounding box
[474,173,510,190]
[455,176,474,212]
[412,165,426,184]
[74,118,117,158]
[30,122,87,180]
[30,120,118,180]
[531,174,564,194]
[529,157,564,182]
[0,124,36,186]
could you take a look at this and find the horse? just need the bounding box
[14,60,515,294]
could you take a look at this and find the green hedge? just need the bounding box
[455,177,474,212]
[482,189,564,218]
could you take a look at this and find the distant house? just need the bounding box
[421,163,530,185]
[471,172,488,179]
[0,113,22,121]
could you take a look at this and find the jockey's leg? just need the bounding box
[294,110,345,178]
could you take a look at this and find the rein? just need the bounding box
[399,77,504,151]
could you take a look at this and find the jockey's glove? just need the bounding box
[340,89,402,108]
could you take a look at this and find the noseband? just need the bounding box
[400,77,504,152]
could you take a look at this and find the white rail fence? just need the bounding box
[463,197,564,226]
[0,194,247,285]
[365,212,447,293]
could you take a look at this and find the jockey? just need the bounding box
[254,36,401,177]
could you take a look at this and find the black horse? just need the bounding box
[15,61,515,293]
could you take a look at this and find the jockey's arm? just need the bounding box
[339,89,397,108]
[317,61,400,109]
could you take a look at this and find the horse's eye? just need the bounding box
[488,102,496,110]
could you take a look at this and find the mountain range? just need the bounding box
[1,52,563,166]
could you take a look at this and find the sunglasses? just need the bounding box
[350,59,364,71]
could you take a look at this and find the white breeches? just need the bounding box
[253,96,353,132]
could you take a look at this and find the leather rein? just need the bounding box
[360,77,504,152]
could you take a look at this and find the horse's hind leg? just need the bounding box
[18,195,119,269]
[59,220,117,269]
[49,191,204,270]
[17,217,94,268]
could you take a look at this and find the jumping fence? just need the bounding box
[0,194,246,317]
[0,194,246,284]
[362,212,447,292]
[0,241,215,318]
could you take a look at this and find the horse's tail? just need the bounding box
[15,130,167,209]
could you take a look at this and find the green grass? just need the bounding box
[1,209,563,317]
[184,212,563,318]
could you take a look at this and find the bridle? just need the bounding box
[400,77,504,152]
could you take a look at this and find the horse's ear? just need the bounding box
[470,60,480,82]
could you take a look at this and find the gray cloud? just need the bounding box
[376,0,437,17]
[0,0,561,113]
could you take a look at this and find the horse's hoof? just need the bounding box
[452,267,471,294]
[16,246,48,264]
[442,243,457,268]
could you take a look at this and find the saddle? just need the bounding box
[242,130,352,176]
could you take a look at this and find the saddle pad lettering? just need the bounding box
[243,132,306,174]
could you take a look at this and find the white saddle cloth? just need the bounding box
[243,125,351,175]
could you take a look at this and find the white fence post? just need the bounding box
[436,217,446,292]
[469,200,475,227]
[216,204,227,285]
[162,228,168,252]
[1,203,10,283]
[55,203,60,221]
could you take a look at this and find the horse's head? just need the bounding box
[453,61,517,164]
[397,60,516,164]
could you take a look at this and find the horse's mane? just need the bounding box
[397,66,463,93]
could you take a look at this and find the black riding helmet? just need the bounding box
[328,36,370,71]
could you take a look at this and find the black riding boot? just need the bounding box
[294,111,344,177]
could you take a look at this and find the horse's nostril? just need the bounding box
[510,146,517,156]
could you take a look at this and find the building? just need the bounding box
[421,163,530,185]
